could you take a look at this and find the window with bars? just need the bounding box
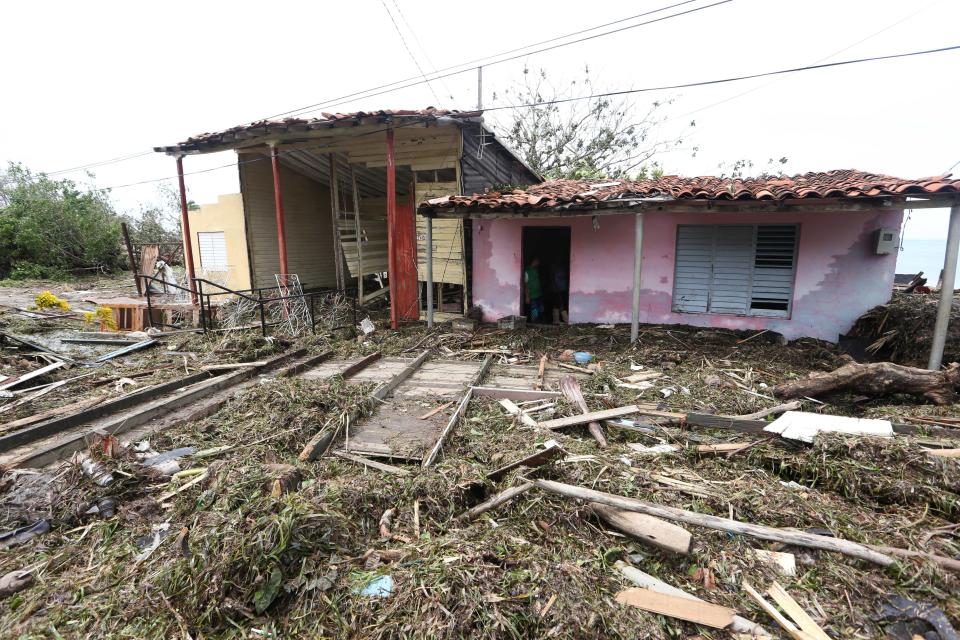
[197,231,228,271]
[672,224,798,318]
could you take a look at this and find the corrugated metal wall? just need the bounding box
[239,159,337,290]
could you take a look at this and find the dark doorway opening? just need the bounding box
[521,227,571,324]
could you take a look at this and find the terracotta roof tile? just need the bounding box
[421,169,960,212]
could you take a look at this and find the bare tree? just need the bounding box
[491,66,695,180]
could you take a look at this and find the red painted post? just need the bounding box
[176,156,197,304]
[386,128,398,329]
[270,144,289,280]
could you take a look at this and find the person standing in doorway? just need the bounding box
[550,262,569,324]
[524,256,544,322]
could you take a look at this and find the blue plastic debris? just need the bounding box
[358,575,393,598]
[573,351,593,364]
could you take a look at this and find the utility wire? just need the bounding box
[379,0,443,106]
[389,0,455,102]
[98,42,960,192]
[39,0,717,177]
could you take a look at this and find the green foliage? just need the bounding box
[493,66,697,179]
[122,183,184,246]
[0,162,125,279]
[717,157,789,179]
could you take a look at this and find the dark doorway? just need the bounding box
[521,227,571,324]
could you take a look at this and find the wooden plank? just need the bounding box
[539,406,643,430]
[614,588,735,629]
[0,362,67,392]
[418,401,454,420]
[499,399,538,428]
[924,448,960,458]
[331,450,411,476]
[337,351,383,379]
[421,354,493,467]
[372,350,430,401]
[741,582,811,640]
[766,582,832,640]
[591,503,692,555]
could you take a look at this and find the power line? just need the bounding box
[273,0,731,120]
[480,44,960,113]
[389,0,455,102]
[99,42,960,193]
[379,0,443,106]
[39,0,719,177]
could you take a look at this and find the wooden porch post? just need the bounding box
[328,153,345,291]
[351,166,364,302]
[386,128,398,329]
[928,203,960,369]
[426,214,434,327]
[631,212,645,342]
[269,144,289,280]
[175,155,197,304]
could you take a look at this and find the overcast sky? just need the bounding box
[3,0,958,241]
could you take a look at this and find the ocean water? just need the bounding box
[895,238,959,282]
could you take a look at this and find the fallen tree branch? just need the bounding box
[534,479,894,567]
[735,401,802,421]
[774,361,960,405]
[457,482,534,522]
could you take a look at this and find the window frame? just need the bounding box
[671,223,799,319]
[197,230,228,271]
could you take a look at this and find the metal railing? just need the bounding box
[136,275,357,336]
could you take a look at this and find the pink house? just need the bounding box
[418,171,960,344]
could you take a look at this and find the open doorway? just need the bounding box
[521,227,571,324]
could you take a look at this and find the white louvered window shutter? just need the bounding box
[672,224,797,318]
[197,231,228,271]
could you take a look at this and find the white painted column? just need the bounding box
[426,215,434,328]
[631,212,645,343]
[928,204,960,369]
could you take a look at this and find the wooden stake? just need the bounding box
[457,482,534,522]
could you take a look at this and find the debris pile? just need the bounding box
[848,292,960,366]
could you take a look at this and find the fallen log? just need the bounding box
[774,361,960,405]
[534,479,894,567]
[591,502,692,555]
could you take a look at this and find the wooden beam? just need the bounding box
[471,387,562,401]
[331,450,411,476]
[538,405,645,430]
[336,351,382,379]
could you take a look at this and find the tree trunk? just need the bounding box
[774,361,960,405]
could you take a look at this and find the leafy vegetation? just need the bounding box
[0,163,125,280]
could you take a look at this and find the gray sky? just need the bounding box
[3,0,958,240]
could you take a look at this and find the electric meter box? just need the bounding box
[875,228,898,255]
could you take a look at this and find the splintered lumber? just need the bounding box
[765,582,832,640]
[615,588,735,629]
[559,375,607,447]
[591,502,692,555]
[615,561,769,636]
[0,361,66,392]
[742,582,809,640]
[457,482,534,522]
[91,339,157,363]
[695,442,753,455]
[498,399,538,428]
[735,400,802,421]
[924,448,960,458]
[331,450,410,476]
[486,443,565,481]
[774,361,960,405]
[418,401,453,420]
[472,387,561,401]
[534,480,895,566]
[536,355,547,390]
[538,405,642,430]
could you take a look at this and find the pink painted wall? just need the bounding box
[471,208,904,341]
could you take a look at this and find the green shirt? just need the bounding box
[524,266,542,299]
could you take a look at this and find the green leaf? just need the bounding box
[254,567,283,613]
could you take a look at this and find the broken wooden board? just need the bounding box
[538,405,643,430]
[591,502,692,555]
[331,450,411,476]
[498,399,538,428]
[0,361,67,392]
[695,442,753,455]
[486,443,565,481]
[615,587,735,629]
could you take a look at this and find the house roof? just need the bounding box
[155,108,483,155]
[419,170,960,215]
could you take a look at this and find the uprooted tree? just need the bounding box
[491,66,696,179]
[774,360,960,405]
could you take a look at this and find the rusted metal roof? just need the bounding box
[155,108,482,154]
[420,170,960,213]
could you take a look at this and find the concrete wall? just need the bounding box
[185,193,251,292]
[470,208,904,341]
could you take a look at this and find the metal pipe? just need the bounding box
[631,212,645,343]
[197,279,206,333]
[270,144,289,279]
[426,215,434,327]
[176,156,197,304]
[258,289,267,337]
[386,128,398,329]
[928,204,960,369]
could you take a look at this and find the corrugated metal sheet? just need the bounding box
[240,159,336,290]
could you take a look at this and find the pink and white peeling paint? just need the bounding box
[470,208,904,341]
